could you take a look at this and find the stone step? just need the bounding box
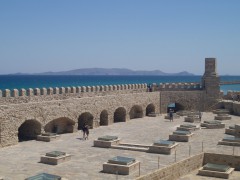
[118,143,150,148]
[111,145,149,152]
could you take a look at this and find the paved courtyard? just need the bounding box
[1,112,240,180]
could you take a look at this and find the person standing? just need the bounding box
[199,111,203,122]
[169,109,173,122]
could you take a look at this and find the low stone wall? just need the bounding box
[204,153,240,170]
[221,101,240,116]
[136,153,204,180]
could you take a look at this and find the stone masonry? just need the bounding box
[0,58,222,148]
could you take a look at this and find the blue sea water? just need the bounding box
[0,75,240,93]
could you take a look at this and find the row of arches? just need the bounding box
[18,104,156,142]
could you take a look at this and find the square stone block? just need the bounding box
[94,138,120,148]
[184,116,200,123]
[225,128,235,135]
[198,166,234,179]
[169,133,193,142]
[201,121,225,129]
[148,143,179,154]
[235,125,240,137]
[102,161,140,175]
[25,173,62,180]
[215,114,231,120]
[37,134,60,142]
[40,152,71,165]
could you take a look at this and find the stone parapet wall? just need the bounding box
[152,82,202,91]
[0,83,147,105]
[136,153,204,180]
[0,92,160,147]
[224,91,240,100]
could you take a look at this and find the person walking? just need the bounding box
[82,123,89,140]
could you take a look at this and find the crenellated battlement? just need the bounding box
[0,83,149,105]
[224,91,240,100]
[152,82,202,91]
[0,82,204,99]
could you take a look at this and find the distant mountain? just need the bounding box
[11,68,195,76]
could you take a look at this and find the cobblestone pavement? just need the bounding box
[0,112,240,180]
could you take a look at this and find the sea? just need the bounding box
[0,75,240,94]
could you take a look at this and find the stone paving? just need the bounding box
[0,112,240,180]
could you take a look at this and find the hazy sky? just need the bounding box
[0,0,240,75]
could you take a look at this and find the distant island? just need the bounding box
[11,68,195,76]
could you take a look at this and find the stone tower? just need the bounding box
[202,58,220,110]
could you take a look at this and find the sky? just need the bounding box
[0,0,240,75]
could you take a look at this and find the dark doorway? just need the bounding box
[167,103,184,113]
[18,120,41,142]
[146,104,155,116]
[114,107,126,123]
[129,105,143,119]
[44,117,75,134]
[100,110,108,126]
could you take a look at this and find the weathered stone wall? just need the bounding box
[160,91,204,113]
[220,100,240,115]
[136,152,240,180]
[223,91,240,100]
[0,91,160,147]
[136,153,204,180]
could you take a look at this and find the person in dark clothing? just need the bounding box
[199,111,203,122]
[82,123,89,140]
[169,109,173,122]
[84,124,89,140]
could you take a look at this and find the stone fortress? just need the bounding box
[0,57,238,148]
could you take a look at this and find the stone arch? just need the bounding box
[100,110,108,126]
[175,103,185,111]
[146,104,155,116]
[18,119,41,142]
[44,117,75,134]
[78,112,94,130]
[129,105,143,119]
[114,107,126,123]
[167,102,185,113]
